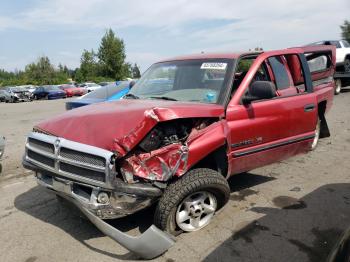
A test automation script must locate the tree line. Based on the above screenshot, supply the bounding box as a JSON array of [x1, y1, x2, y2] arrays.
[[0, 29, 141, 87]]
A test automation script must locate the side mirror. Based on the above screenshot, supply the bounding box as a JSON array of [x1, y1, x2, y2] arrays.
[[129, 80, 136, 88], [242, 81, 276, 104]]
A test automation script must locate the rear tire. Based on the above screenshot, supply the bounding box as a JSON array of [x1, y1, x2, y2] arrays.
[[334, 79, 342, 95], [154, 168, 230, 236]]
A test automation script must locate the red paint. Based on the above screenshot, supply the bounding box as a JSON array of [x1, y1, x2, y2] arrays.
[[35, 46, 335, 181], [59, 85, 87, 97], [36, 99, 224, 154]]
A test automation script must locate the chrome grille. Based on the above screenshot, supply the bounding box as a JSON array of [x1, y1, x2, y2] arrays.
[[60, 162, 105, 182], [25, 133, 114, 187], [28, 137, 54, 154], [28, 150, 55, 167], [60, 147, 106, 167]]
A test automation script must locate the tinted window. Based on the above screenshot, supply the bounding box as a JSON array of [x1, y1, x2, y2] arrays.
[[329, 41, 341, 48], [342, 40, 350, 48], [268, 57, 290, 89]]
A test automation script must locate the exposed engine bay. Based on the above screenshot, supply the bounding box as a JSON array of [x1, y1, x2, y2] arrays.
[[119, 118, 217, 182]]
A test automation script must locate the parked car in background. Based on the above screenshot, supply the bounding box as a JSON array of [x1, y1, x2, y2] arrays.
[[20, 85, 37, 93], [0, 90, 13, 102], [59, 84, 87, 97], [83, 82, 102, 92], [65, 81, 133, 110], [309, 40, 350, 72], [32, 85, 66, 100], [6, 87, 32, 102], [0, 136, 5, 174]]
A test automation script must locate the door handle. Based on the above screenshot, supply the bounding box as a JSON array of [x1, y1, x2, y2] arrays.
[[304, 104, 315, 112]]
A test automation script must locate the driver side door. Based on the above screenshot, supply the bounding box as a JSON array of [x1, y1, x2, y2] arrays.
[[226, 54, 317, 175]]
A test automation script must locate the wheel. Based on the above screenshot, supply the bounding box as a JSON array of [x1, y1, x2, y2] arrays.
[[344, 58, 350, 73], [154, 168, 230, 236], [33, 95, 39, 100], [334, 79, 342, 95], [311, 119, 321, 150]]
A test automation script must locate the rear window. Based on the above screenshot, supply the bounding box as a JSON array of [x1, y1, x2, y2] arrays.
[[307, 55, 328, 72], [305, 53, 332, 73], [268, 56, 290, 90]]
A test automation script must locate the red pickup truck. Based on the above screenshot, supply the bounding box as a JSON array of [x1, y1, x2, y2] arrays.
[[23, 45, 335, 258]]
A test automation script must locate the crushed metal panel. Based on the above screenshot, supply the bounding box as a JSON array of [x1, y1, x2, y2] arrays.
[[121, 143, 189, 181]]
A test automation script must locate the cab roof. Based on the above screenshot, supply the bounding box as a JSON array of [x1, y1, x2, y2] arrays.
[[158, 51, 263, 63]]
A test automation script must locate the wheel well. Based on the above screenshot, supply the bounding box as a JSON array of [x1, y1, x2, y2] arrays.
[[190, 145, 228, 177], [318, 101, 330, 138]]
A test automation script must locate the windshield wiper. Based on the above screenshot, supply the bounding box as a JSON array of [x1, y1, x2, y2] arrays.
[[124, 93, 139, 99], [149, 96, 177, 101]]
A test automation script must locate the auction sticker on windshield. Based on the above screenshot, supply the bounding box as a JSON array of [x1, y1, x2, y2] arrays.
[[201, 62, 227, 70]]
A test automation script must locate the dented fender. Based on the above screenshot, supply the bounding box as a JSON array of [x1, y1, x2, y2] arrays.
[[121, 143, 189, 181], [186, 120, 229, 169]]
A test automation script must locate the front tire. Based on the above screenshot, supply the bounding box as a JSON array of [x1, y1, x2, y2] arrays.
[[154, 168, 230, 236]]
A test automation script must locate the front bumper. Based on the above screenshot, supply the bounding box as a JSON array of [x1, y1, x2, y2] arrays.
[[23, 160, 175, 259]]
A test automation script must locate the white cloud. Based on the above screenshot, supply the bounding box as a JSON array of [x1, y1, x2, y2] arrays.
[[126, 51, 165, 72], [0, 0, 349, 71]]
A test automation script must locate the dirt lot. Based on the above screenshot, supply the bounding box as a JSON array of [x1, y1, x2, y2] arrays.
[[0, 90, 350, 262]]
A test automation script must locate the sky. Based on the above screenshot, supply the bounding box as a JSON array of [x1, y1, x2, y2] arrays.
[[0, 0, 349, 73]]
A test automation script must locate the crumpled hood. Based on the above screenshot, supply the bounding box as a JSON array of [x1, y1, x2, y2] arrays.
[[35, 99, 224, 155]]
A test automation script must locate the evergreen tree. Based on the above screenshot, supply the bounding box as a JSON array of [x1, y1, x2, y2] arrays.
[[132, 63, 141, 78], [97, 29, 129, 80], [80, 49, 98, 81], [340, 20, 350, 42]]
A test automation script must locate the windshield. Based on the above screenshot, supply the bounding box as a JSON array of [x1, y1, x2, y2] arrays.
[[60, 85, 75, 89], [82, 81, 130, 99], [128, 59, 233, 104], [9, 87, 25, 92], [44, 86, 61, 91]]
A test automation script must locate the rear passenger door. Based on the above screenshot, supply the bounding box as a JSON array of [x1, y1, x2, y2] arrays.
[[226, 54, 318, 175]]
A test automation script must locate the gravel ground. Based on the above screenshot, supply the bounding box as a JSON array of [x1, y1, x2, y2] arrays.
[[0, 90, 350, 262]]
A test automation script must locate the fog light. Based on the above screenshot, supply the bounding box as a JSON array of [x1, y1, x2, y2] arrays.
[[97, 192, 109, 204]]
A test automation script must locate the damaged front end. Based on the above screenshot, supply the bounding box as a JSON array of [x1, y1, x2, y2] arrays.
[[23, 101, 225, 258], [22, 131, 175, 259]]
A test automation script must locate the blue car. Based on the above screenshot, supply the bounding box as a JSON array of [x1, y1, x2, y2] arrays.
[[33, 86, 66, 100], [65, 81, 133, 110]]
